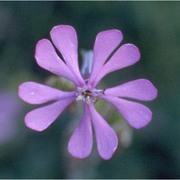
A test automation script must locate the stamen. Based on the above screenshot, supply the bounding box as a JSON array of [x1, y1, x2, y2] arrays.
[[76, 87, 103, 104], [76, 95, 84, 102], [85, 96, 91, 104]]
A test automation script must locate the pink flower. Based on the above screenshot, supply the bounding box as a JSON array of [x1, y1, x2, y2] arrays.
[[18, 25, 158, 160]]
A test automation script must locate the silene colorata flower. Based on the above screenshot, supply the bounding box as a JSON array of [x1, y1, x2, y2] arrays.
[[18, 25, 158, 160]]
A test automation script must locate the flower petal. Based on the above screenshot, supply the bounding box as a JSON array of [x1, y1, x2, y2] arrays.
[[101, 95, 152, 129], [88, 29, 123, 85], [25, 97, 75, 131], [50, 25, 85, 85], [89, 104, 118, 160], [92, 44, 140, 87], [35, 39, 80, 85], [18, 81, 76, 104], [105, 79, 158, 101], [68, 104, 93, 159]]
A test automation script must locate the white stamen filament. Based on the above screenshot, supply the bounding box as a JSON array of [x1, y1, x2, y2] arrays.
[[76, 87, 103, 104], [86, 96, 91, 104], [76, 95, 84, 101]]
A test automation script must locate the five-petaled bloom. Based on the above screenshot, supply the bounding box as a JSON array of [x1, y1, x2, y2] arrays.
[[18, 25, 158, 160]]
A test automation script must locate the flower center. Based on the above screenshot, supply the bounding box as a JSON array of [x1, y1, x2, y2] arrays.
[[76, 87, 103, 104]]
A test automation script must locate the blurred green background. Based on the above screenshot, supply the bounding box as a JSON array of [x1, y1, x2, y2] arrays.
[[0, 1, 179, 179]]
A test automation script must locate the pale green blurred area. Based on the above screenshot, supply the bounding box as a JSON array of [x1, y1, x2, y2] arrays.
[[0, 2, 179, 178]]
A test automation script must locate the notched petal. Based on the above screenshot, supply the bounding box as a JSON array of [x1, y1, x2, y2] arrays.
[[50, 25, 85, 85], [89, 104, 118, 160], [89, 29, 123, 85], [101, 95, 152, 129], [18, 81, 76, 104], [68, 104, 93, 158], [25, 97, 75, 131], [105, 79, 158, 101], [92, 43, 141, 87]]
